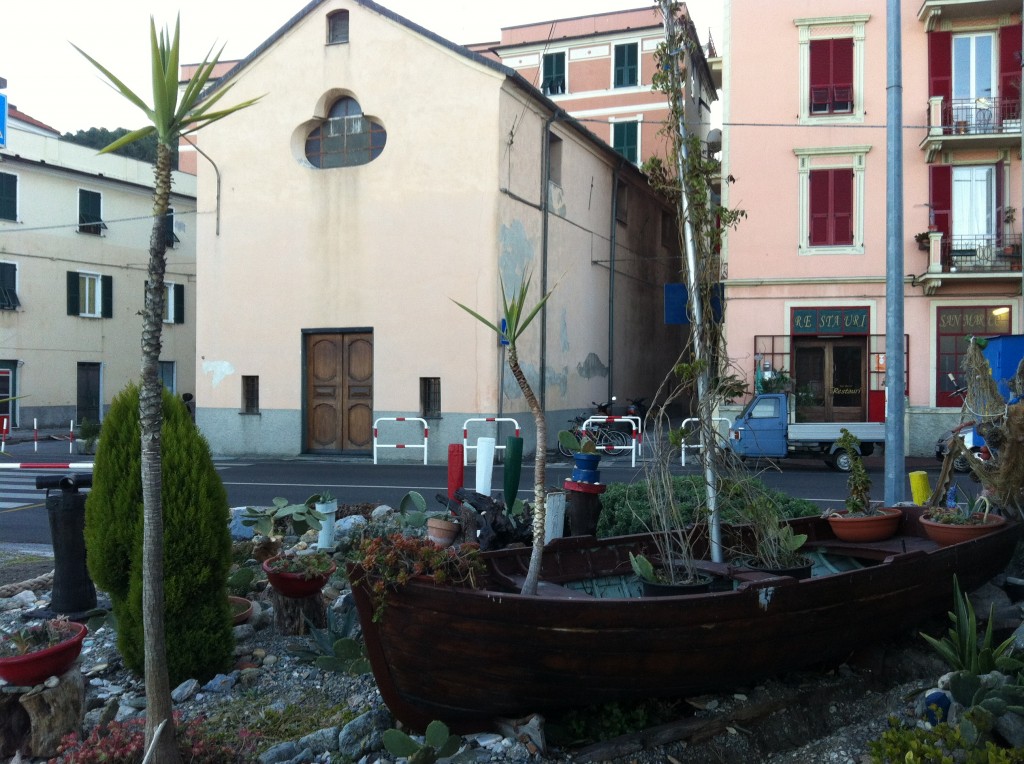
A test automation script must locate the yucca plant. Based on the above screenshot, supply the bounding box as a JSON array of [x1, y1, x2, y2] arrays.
[[74, 17, 259, 762], [452, 272, 554, 595]]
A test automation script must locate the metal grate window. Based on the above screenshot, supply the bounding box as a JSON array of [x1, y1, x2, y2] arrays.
[[420, 377, 441, 418], [328, 10, 349, 43], [242, 376, 260, 414]]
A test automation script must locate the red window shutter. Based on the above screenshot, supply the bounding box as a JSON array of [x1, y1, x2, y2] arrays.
[[809, 170, 830, 245], [930, 165, 952, 238], [809, 40, 830, 87], [999, 25, 1022, 106], [832, 38, 853, 87], [832, 169, 854, 245], [928, 31, 952, 102]]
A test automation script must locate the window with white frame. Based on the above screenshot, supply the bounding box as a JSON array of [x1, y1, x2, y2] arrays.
[[163, 282, 185, 324], [159, 361, 176, 393], [67, 271, 112, 318], [795, 15, 868, 123], [613, 42, 639, 88], [542, 52, 566, 95], [613, 120, 639, 164], [794, 145, 870, 255]]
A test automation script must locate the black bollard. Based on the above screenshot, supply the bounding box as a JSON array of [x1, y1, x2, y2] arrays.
[[39, 473, 97, 615]]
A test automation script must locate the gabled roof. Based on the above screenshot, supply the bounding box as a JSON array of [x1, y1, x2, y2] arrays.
[[7, 105, 60, 135], [203, 0, 653, 179]]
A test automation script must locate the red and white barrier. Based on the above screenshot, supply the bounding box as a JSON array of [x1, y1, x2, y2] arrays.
[[583, 415, 641, 467], [0, 462, 94, 469], [0, 415, 8, 453], [372, 417, 429, 465], [461, 417, 521, 466]]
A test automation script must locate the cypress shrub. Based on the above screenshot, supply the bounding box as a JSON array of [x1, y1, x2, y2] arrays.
[[85, 383, 234, 684]]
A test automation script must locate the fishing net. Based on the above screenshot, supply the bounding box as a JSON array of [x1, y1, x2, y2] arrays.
[[942, 339, 1024, 518], [960, 340, 1006, 428]]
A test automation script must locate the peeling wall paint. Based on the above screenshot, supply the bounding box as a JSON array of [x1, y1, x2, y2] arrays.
[[757, 587, 775, 611], [499, 220, 535, 283], [202, 360, 236, 387], [576, 352, 609, 379]]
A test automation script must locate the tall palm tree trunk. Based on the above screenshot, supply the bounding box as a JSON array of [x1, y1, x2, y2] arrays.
[[140, 141, 179, 762]]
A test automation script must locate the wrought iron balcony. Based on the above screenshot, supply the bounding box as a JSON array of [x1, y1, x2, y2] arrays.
[[921, 96, 1022, 161], [942, 234, 1022, 273]]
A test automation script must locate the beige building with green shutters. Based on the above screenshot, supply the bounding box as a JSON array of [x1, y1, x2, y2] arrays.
[[0, 106, 197, 430]]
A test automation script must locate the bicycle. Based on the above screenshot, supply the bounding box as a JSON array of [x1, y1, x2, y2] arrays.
[[557, 415, 630, 457]]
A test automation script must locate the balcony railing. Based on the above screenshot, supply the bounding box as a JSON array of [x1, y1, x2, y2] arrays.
[[942, 234, 1022, 273], [938, 97, 1021, 136]]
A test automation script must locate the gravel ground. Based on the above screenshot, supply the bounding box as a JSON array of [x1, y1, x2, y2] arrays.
[[0, 564, 949, 764]]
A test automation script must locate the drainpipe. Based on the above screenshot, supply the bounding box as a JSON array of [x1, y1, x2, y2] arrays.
[[540, 111, 564, 412], [609, 161, 624, 404], [183, 136, 222, 236]]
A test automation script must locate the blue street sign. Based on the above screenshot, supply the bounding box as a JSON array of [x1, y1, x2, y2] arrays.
[[499, 317, 509, 346], [0, 93, 6, 149]]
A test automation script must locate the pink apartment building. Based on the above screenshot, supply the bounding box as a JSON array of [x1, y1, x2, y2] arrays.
[[474, 5, 718, 165], [722, 0, 1022, 456]]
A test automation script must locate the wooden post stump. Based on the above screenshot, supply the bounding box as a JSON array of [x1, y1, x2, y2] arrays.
[[0, 665, 85, 759], [270, 589, 327, 635]]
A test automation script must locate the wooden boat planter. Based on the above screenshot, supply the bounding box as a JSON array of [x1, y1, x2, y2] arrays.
[[346, 507, 1021, 733]]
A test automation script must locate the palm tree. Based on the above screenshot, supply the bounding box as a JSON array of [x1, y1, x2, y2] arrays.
[[75, 18, 259, 761]]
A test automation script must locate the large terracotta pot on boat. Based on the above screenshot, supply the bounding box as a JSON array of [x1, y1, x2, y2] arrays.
[[826, 507, 903, 543], [920, 513, 1006, 547]]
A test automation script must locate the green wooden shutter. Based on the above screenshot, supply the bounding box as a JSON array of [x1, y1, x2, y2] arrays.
[[0, 173, 17, 221], [67, 271, 80, 315], [101, 275, 113, 318], [174, 283, 185, 324]]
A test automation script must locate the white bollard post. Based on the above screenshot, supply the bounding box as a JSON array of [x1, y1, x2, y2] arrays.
[[475, 436, 496, 496]]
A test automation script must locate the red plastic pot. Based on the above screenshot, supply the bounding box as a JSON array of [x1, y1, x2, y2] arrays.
[[0, 621, 88, 686], [262, 556, 336, 598]]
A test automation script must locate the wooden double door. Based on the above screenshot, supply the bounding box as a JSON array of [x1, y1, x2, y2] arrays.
[[304, 332, 373, 453], [792, 338, 867, 422]]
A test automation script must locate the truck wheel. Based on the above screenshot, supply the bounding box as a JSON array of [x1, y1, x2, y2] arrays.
[[830, 451, 854, 472], [952, 453, 972, 473]]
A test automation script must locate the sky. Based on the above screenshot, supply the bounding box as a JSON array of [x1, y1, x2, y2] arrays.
[[0, 1, 723, 135]]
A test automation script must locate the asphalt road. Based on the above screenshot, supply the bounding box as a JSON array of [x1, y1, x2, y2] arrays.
[[0, 434, 950, 547]]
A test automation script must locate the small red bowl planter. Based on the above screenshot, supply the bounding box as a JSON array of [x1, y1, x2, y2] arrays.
[[0, 621, 88, 686], [262, 556, 337, 598]]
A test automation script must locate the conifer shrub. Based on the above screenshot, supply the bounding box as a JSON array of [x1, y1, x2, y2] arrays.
[[85, 383, 234, 684]]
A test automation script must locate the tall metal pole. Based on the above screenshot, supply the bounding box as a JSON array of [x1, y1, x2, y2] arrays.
[[661, 1, 721, 560], [884, 0, 907, 504]]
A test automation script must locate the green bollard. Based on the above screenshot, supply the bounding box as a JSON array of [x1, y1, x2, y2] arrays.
[[504, 436, 524, 509]]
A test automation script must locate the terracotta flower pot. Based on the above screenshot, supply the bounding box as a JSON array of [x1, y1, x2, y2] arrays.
[[426, 517, 459, 548], [0, 621, 88, 686], [228, 595, 253, 625], [827, 507, 903, 542], [262, 556, 336, 598], [920, 513, 1007, 547]]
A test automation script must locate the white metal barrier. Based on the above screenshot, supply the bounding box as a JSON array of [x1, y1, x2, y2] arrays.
[[462, 417, 521, 465], [583, 415, 640, 467], [679, 417, 731, 466], [373, 417, 429, 465]]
